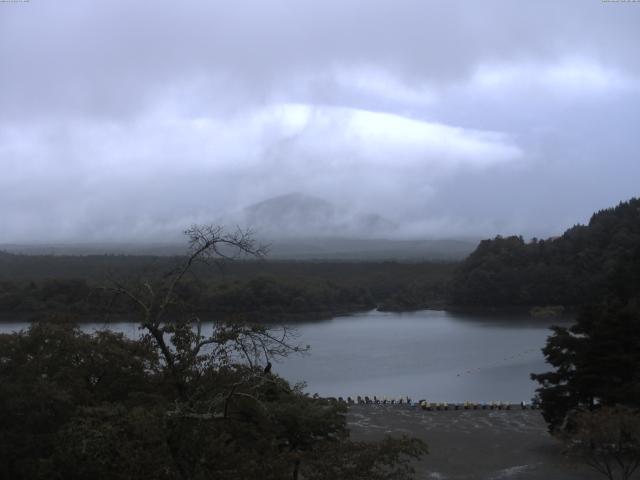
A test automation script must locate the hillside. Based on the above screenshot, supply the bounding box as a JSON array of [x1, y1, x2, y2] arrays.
[[450, 197, 640, 308]]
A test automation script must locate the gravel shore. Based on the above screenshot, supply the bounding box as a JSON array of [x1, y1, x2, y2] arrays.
[[347, 405, 602, 480]]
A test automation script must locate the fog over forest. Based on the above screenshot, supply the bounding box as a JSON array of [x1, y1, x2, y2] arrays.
[[1, 0, 639, 244]]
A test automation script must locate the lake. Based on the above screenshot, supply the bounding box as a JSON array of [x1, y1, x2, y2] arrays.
[[0, 309, 568, 403]]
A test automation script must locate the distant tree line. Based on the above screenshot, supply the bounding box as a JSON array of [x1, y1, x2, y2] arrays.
[[0, 256, 455, 320], [0, 276, 373, 321]]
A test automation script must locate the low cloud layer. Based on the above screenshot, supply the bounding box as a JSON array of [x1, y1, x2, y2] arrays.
[[1, 1, 639, 243]]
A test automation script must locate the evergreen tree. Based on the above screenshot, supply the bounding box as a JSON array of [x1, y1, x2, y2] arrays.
[[532, 243, 640, 432]]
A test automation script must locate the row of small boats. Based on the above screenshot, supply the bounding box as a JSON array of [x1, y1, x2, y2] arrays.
[[330, 396, 540, 410]]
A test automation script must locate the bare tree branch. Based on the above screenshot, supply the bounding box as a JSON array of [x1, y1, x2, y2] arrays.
[[100, 224, 300, 403]]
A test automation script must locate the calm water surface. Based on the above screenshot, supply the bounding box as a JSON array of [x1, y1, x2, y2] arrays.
[[1, 310, 569, 403]]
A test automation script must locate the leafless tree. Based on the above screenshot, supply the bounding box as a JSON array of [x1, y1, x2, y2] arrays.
[[106, 225, 305, 399]]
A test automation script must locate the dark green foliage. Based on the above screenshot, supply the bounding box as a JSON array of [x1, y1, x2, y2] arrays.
[[532, 299, 640, 432], [0, 322, 159, 479], [451, 198, 640, 307], [531, 231, 640, 433], [0, 259, 455, 319], [377, 280, 448, 311], [203, 275, 376, 318], [0, 321, 426, 480]]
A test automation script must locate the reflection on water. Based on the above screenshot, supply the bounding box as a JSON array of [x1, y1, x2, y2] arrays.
[[0, 309, 572, 402], [269, 310, 571, 403]]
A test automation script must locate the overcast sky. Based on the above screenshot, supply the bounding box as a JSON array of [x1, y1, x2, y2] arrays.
[[1, 0, 639, 243]]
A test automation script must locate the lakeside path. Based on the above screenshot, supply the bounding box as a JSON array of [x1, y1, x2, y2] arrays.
[[347, 406, 602, 480]]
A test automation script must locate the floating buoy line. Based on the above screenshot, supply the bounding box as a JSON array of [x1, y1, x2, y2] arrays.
[[308, 346, 544, 410], [455, 347, 540, 377]]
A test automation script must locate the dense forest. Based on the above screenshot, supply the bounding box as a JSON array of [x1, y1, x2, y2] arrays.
[[0, 253, 454, 321], [451, 198, 640, 308]]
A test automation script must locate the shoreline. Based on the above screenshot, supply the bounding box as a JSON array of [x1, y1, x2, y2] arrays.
[[0, 308, 369, 324], [0, 305, 576, 324]]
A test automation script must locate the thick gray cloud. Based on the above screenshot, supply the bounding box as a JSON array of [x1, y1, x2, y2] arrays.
[[1, 0, 639, 242]]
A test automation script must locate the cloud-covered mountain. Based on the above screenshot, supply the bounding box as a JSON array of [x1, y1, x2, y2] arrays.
[[238, 192, 397, 239], [213, 192, 476, 260], [0, 192, 478, 260], [2, 2, 640, 243]]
